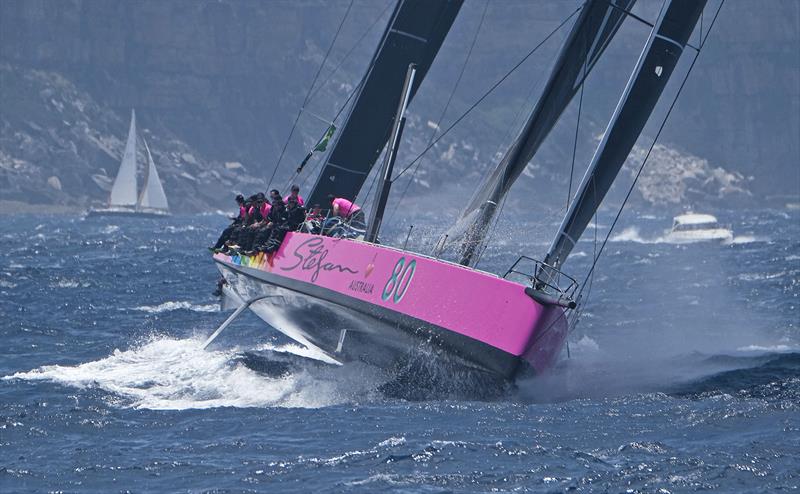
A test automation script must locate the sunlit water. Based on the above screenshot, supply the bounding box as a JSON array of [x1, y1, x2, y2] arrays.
[[1, 210, 797, 492]]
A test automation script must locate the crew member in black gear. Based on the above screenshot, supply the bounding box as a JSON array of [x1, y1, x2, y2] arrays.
[[211, 194, 246, 251], [285, 196, 307, 232], [237, 193, 267, 252], [251, 194, 287, 253], [260, 196, 292, 254]]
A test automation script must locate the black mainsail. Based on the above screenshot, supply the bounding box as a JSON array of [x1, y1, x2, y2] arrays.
[[306, 0, 463, 208], [457, 0, 636, 266], [542, 0, 707, 272]]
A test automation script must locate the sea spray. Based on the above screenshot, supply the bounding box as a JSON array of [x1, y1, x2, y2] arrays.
[[5, 336, 384, 410]]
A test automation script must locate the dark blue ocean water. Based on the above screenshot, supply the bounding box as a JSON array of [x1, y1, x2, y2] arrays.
[[1, 209, 798, 492]]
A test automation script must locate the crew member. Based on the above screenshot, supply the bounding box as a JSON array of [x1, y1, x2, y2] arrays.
[[285, 195, 307, 231], [211, 194, 246, 251], [237, 193, 267, 251], [284, 184, 305, 206], [328, 194, 366, 230], [253, 194, 288, 254]]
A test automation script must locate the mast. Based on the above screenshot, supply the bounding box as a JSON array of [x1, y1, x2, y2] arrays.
[[365, 64, 416, 243], [306, 0, 462, 208], [108, 109, 139, 207], [541, 0, 707, 275], [458, 0, 636, 266]]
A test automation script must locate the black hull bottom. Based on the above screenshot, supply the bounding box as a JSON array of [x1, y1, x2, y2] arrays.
[[216, 261, 525, 380]]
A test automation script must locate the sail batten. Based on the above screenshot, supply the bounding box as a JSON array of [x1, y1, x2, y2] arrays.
[[456, 0, 636, 265], [108, 110, 139, 206], [306, 0, 463, 207], [543, 0, 707, 270]]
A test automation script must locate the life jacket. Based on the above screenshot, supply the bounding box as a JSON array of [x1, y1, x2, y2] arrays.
[[284, 194, 305, 206]]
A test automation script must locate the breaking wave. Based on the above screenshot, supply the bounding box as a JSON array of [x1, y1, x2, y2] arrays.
[[164, 225, 202, 233], [669, 352, 800, 399], [609, 226, 765, 245], [725, 235, 768, 245], [609, 227, 659, 244], [132, 301, 219, 313], [4, 336, 383, 410], [50, 278, 90, 289]]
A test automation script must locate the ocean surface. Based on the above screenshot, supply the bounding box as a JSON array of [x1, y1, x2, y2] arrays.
[[1, 209, 797, 493]]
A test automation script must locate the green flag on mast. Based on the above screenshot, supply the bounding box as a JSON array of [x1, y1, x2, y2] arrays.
[[297, 124, 336, 174], [313, 124, 336, 152]]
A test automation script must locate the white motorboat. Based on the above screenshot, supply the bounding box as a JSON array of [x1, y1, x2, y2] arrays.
[[665, 213, 733, 243]]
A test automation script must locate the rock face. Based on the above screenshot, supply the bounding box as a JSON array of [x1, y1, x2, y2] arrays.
[[0, 63, 260, 209], [0, 0, 797, 211]]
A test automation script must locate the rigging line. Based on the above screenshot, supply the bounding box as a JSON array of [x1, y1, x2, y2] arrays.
[[471, 59, 547, 267], [290, 3, 401, 195], [293, 76, 360, 193], [574, 0, 724, 305], [358, 146, 387, 217], [570, 175, 599, 328], [306, 0, 396, 106], [391, 4, 584, 183], [604, 0, 655, 29], [567, 7, 591, 211], [384, 0, 491, 226], [435, 93, 539, 262], [459, 0, 570, 266], [266, 0, 354, 189], [472, 191, 507, 268], [569, 208, 598, 331], [568, 84, 585, 209], [447, 54, 546, 253], [700, 0, 724, 48]]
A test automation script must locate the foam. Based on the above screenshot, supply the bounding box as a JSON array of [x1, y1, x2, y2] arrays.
[[725, 235, 768, 245], [132, 301, 219, 313], [4, 336, 381, 410], [735, 344, 799, 353], [609, 227, 658, 244]]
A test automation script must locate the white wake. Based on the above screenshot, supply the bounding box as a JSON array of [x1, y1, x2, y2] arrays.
[[4, 336, 381, 410], [132, 301, 219, 313]]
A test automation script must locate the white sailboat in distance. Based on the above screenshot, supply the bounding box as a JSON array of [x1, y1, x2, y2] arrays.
[[88, 109, 170, 218]]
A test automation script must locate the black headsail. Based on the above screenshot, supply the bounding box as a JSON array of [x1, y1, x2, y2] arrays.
[[306, 0, 463, 208], [541, 0, 707, 275], [457, 0, 636, 266]]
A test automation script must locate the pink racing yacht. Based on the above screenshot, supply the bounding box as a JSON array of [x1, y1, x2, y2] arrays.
[[207, 0, 714, 380]]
